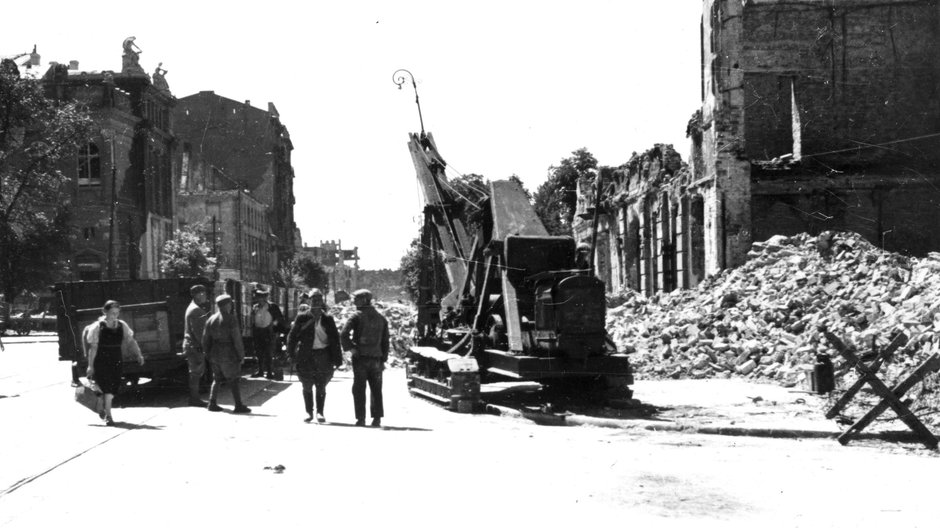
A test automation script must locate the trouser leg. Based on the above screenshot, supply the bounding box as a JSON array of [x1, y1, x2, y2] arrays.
[[231, 377, 243, 406], [315, 382, 326, 415], [352, 363, 367, 421], [368, 364, 384, 419], [188, 373, 202, 400], [209, 375, 220, 403], [301, 378, 314, 415]]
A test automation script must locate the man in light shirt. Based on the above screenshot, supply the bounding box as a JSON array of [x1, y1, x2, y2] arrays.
[[250, 289, 284, 380], [286, 289, 342, 422]]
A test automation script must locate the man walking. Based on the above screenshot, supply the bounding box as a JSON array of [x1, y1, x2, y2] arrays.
[[183, 284, 210, 406], [203, 294, 251, 414], [250, 289, 284, 380], [286, 289, 342, 423], [341, 289, 389, 427]]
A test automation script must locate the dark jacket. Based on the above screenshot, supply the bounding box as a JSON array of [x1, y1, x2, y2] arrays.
[[286, 312, 342, 368], [340, 306, 389, 361], [203, 311, 245, 363]]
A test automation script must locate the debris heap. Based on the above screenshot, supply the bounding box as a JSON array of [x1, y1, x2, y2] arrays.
[[608, 232, 940, 391], [329, 300, 416, 362]]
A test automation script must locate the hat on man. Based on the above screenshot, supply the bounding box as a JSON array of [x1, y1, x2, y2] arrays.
[[190, 284, 207, 295], [253, 288, 269, 298], [352, 289, 373, 304], [215, 294, 233, 306]]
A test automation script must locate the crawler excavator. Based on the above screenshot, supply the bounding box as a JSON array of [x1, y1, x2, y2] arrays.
[[404, 131, 633, 412]]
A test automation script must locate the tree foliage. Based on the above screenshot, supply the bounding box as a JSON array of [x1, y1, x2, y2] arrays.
[[0, 208, 71, 300], [160, 222, 217, 279], [291, 255, 330, 293], [399, 237, 448, 302], [532, 148, 597, 236], [0, 60, 93, 297]]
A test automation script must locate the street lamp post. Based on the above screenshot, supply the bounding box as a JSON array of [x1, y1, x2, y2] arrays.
[[392, 69, 425, 136]]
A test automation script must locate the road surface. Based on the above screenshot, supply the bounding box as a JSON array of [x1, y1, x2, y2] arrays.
[[1, 338, 938, 527]]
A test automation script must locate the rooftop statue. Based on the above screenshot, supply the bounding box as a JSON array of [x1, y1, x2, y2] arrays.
[[121, 36, 144, 74]]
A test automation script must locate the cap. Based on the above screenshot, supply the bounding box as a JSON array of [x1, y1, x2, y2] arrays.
[[190, 284, 207, 295], [215, 294, 233, 306], [352, 289, 373, 303], [253, 288, 269, 298]]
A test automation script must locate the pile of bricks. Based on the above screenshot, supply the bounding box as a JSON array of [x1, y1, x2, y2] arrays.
[[608, 231, 940, 393], [329, 300, 417, 361]]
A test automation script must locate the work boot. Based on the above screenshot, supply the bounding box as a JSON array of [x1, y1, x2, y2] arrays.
[[371, 418, 381, 428], [233, 404, 252, 414], [355, 419, 365, 427], [316, 413, 325, 423], [207, 402, 223, 412], [304, 414, 314, 423]]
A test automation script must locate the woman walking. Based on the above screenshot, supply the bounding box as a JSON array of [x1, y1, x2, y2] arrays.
[[85, 300, 144, 425], [286, 289, 342, 422]]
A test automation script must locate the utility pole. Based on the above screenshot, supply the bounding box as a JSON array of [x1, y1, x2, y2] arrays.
[[102, 129, 117, 279]]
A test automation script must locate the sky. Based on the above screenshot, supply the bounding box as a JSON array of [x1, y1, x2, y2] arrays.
[[4, 1, 702, 270]]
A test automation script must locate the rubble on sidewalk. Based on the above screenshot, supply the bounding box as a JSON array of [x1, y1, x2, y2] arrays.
[[329, 300, 416, 365], [607, 231, 940, 424]]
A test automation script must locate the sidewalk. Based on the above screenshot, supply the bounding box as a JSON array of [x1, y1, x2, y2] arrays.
[[488, 378, 930, 444]]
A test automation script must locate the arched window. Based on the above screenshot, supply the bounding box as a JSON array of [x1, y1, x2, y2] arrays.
[[77, 142, 101, 185]]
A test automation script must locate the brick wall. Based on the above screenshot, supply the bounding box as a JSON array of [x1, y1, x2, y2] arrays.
[[740, 1, 940, 168]]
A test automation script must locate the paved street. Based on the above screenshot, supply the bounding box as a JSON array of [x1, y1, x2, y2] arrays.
[[1, 338, 939, 527]]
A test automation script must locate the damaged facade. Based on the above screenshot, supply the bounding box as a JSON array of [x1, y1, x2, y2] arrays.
[[576, 0, 940, 294], [173, 91, 297, 270], [296, 240, 360, 293], [41, 53, 176, 281], [175, 159, 275, 283]]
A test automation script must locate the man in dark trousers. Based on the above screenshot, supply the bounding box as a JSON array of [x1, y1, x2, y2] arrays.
[[286, 289, 342, 423], [203, 294, 251, 414], [183, 284, 210, 406], [250, 289, 285, 380], [341, 289, 389, 427]]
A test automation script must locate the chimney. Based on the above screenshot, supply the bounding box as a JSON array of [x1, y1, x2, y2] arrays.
[[244, 99, 250, 107], [29, 45, 40, 66], [69, 60, 79, 70]]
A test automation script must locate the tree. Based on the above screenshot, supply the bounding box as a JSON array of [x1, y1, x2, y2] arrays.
[[1, 60, 93, 297], [532, 148, 597, 236], [399, 237, 448, 302], [160, 223, 217, 278], [292, 255, 330, 293], [0, 208, 71, 300]]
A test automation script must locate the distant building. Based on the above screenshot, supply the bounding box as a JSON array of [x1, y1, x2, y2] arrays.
[[297, 240, 360, 292], [40, 45, 176, 281], [175, 160, 275, 283], [173, 92, 297, 267]]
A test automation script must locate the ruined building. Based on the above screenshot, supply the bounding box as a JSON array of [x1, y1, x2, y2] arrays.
[[576, 0, 940, 295], [296, 240, 360, 293], [175, 160, 275, 283], [173, 92, 297, 268], [41, 44, 176, 281]]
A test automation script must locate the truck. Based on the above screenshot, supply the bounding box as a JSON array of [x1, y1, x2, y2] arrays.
[[403, 131, 633, 412], [55, 277, 306, 387]]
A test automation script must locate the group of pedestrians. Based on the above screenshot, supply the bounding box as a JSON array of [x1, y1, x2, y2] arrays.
[[85, 285, 389, 426]]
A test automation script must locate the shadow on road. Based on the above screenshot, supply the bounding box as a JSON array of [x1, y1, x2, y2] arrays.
[[314, 422, 433, 432], [88, 421, 165, 431]]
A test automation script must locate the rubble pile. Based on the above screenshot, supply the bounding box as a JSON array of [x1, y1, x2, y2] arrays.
[[329, 300, 417, 361], [608, 232, 940, 392]]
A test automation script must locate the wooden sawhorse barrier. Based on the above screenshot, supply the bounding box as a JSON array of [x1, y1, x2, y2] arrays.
[[822, 328, 940, 449]]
